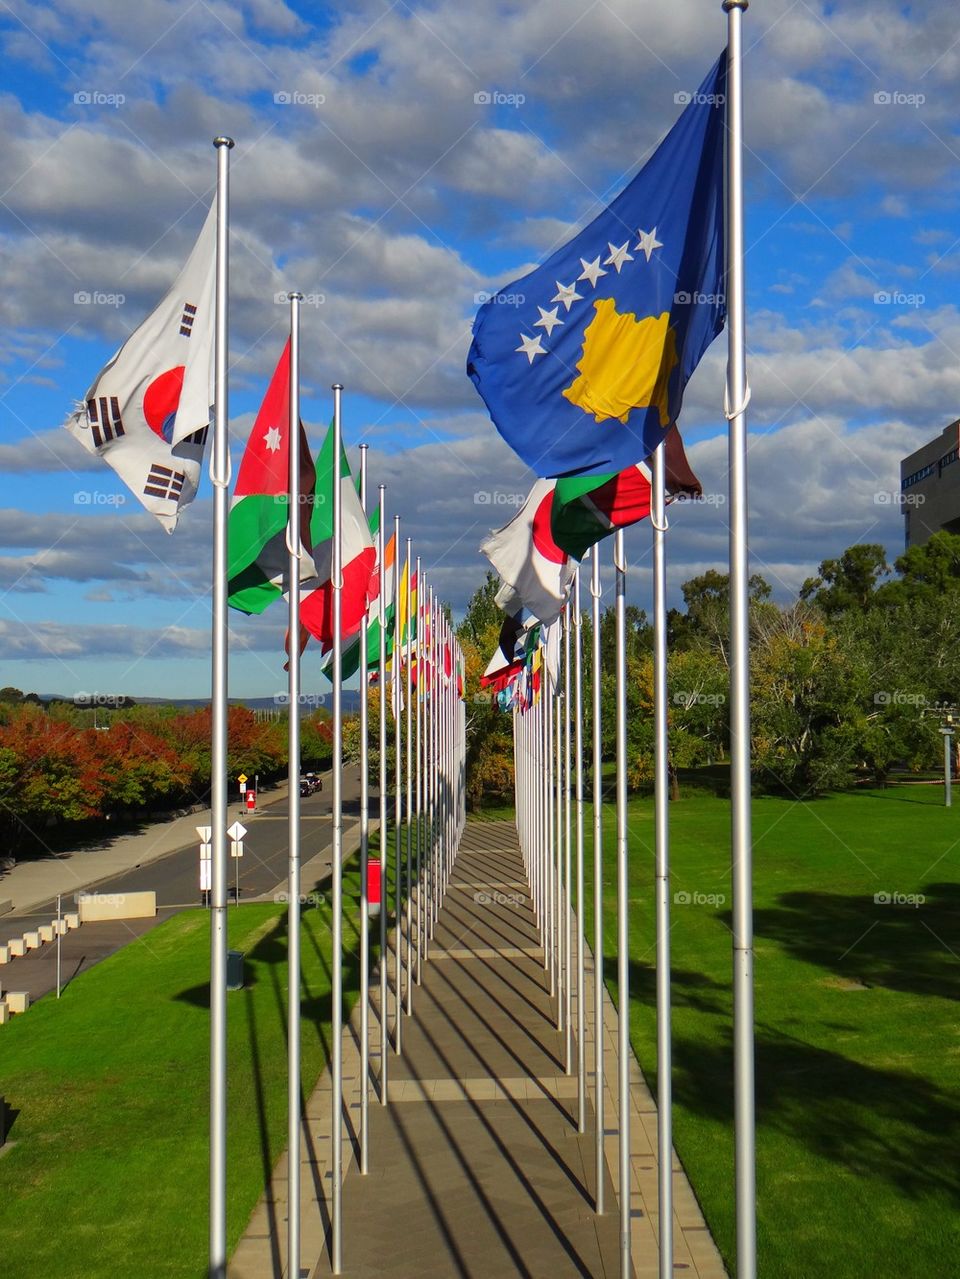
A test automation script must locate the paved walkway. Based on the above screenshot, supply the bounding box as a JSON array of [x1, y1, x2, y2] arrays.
[[229, 818, 727, 1279]]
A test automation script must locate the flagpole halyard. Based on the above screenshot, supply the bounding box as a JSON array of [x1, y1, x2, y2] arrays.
[[614, 528, 631, 1279], [286, 289, 304, 1279], [723, 5, 757, 1276], [378, 484, 389, 1103], [209, 133, 233, 1279], [358, 442, 370, 1174], [331, 382, 345, 1274], [652, 441, 673, 1277], [590, 544, 605, 1214]]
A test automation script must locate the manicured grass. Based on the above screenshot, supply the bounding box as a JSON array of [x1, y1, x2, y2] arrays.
[[583, 785, 960, 1278], [0, 860, 377, 1277]]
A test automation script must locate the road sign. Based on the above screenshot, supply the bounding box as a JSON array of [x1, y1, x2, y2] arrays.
[[200, 858, 212, 891], [230, 841, 244, 859], [227, 821, 247, 842], [245, 790, 257, 812], [200, 842, 211, 858], [237, 773, 248, 784], [239, 781, 247, 795], [196, 825, 212, 842]]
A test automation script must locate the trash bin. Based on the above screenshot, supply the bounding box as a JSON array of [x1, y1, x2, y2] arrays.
[[226, 950, 244, 991]]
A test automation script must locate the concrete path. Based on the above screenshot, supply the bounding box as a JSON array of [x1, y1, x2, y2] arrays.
[[229, 818, 727, 1279]]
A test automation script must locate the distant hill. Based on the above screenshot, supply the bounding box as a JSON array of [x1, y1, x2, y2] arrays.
[[36, 692, 363, 714]]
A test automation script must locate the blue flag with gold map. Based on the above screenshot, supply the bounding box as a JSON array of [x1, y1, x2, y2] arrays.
[[467, 53, 726, 479]]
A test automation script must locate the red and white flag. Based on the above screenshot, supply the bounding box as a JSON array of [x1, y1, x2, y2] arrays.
[[480, 479, 576, 625]]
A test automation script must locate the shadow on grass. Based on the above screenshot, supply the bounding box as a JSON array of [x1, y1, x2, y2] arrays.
[[742, 882, 960, 1002]]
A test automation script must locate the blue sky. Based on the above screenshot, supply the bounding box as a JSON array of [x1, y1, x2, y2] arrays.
[[0, 0, 958, 697]]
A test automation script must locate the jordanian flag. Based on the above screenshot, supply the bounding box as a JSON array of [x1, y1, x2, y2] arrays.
[[299, 425, 376, 649], [228, 342, 317, 614], [550, 424, 701, 560]]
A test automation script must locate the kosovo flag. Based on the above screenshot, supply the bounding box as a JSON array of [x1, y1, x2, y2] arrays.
[[467, 53, 726, 479]]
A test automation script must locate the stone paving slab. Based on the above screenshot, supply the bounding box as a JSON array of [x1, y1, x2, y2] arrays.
[[229, 818, 728, 1279]]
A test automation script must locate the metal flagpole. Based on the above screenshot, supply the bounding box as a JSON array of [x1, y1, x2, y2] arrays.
[[651, 441, 673, 1277], [404, 538, 414, 1016], [574, 569, 586, 1133], [564, 605, 573, 1074], [209, 133, 233, 1279], [393, 515, 403, 1054], [555, 672, 563, 1035], [378, 485, 389, 1102], [591, 544, 605, 1212], [358, 443, 370, 1173], [415, 556, 423, 984], [724, 6, 756, 1275], [286, 290, 304, 1278], [614, 528, 630, 1279], [547, 671, 555, 996], [331, 382, 345, 1274]]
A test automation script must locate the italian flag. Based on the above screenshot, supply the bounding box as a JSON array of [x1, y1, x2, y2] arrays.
[[318, 519, 396, 682], [299, 424, 376, 650], [550, 424, 701, 560], [228, 341, 317, 614]]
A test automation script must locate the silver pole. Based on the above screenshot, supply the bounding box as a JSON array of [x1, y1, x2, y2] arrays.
[[393, 515, 403, 1054], [555, 677, 563, 1035], [378, 485, 389, 1102], [574, 570, 586, 1133], [724, 8, 756, 1277], [591, 544, 604, 1213], [564, 605, 573, 1073], [56, 892, 62, 999], [405, 538, 414, 1016], [331, 382, 345, 1274], [358, 443, 370, 1173], [945, 731, 953, 808], [614, 528, 630, 1279], [652, 442, 673, 1277], [286, 290, 304, 1278], [209, 133, 233, 1279], [415, 557, 423, 984]]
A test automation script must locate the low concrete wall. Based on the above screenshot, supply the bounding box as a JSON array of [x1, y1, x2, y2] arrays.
[[0, 899, 12, 918], [78, 891, 157, 923]]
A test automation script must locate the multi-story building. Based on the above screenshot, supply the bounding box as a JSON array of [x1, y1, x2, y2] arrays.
[[900, 420, 960, 548]]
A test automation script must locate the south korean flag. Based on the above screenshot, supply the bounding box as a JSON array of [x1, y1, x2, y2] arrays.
[[64, 200, 216, 533]]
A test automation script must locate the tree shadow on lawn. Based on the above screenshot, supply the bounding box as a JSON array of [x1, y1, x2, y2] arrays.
[[607, 957, 960, 1208], [741, 882, 960, 1002]]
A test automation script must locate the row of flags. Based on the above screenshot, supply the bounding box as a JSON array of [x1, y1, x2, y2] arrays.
[[472, 53, 726, 659]]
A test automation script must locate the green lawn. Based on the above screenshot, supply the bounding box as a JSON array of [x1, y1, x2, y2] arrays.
[[0, 843, 404, 1278], [583, 785, 960, 1278]]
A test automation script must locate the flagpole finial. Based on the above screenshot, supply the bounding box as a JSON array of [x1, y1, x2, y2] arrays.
[[288, 290, 304, 301], [379, 482, 386, 493], [332, 382, 344, 391], [359, 443, 368, 454], [213, 136, 235, 149], [722, 0, 748, 10]]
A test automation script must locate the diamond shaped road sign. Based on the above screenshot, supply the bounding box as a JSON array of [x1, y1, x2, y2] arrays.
[[237, 773, 248, 784], [227, 821, 247, 842]]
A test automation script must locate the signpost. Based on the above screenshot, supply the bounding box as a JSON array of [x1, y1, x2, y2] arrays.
[[238, 772, 247, 797], [228, 821, 247, 905]]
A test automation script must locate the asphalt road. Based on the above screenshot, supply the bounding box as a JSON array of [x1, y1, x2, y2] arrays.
[[0, 765, 373, 1003]]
